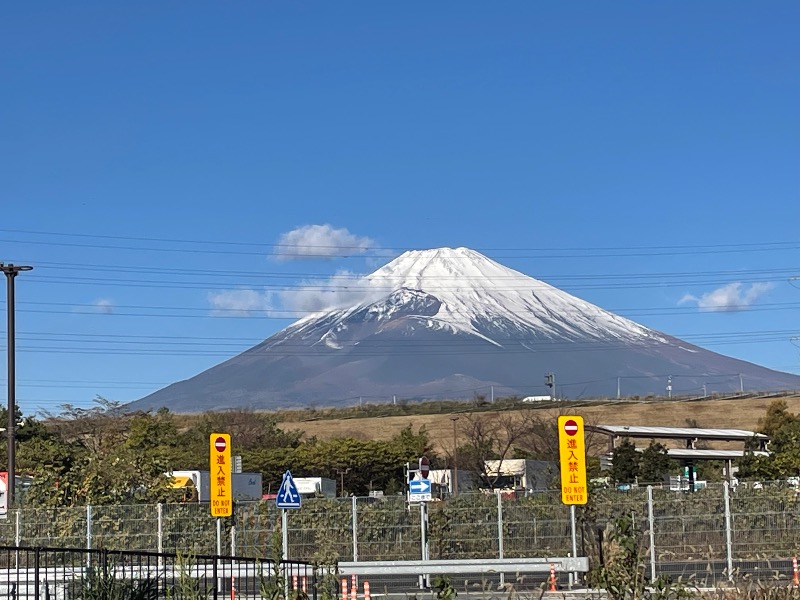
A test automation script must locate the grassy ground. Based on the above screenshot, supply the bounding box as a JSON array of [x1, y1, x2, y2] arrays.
[[276, 394, 800, 453]]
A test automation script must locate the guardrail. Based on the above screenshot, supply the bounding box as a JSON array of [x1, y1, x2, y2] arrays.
[[337, 557, 589, 575]]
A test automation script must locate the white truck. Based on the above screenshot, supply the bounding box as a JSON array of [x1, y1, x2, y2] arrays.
[[482, 459, 557, 493], [168, 470, 262, 503], [291, 477, 337, 498]]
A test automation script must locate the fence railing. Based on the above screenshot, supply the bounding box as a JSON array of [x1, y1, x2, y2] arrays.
[[0, 545, 317, 600], [2, 481, 800, 582]]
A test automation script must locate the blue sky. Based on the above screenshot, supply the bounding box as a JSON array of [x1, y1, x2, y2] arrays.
[[1, 2, 799, 414]]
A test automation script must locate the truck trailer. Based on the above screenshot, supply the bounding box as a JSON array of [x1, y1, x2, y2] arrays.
[[168, 470, 262, 503]]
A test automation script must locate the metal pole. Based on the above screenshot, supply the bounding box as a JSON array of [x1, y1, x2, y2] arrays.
[[419, 501, 429, 589], [157, 503, 164, 570], [216, 517, 222, 556], [86, 504, 93, 565], [647, 486, 656, 582], [15, 508, 21, 547], [450, 416, 459, 496], [497, 491, 505, 587], [157, 503, 164, 554], [724, 481, 734, 580], [351, 496, 358, 562], [570, 504, 578, 588], [2, 263, 32, 509], [617, 377, 621, 400], [231, 524, 236, 556], [282, 508, 289, 560]]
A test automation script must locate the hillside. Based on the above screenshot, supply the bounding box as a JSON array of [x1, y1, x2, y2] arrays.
[[276, 394, 800, 453]]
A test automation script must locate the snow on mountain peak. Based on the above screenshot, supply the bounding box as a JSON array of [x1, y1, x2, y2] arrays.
[[356, 247, 663, 345], [284, 247, 666, 348]]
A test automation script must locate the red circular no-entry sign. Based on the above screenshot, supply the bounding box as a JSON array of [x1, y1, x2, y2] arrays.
[[214, 436, 227, 452], [563, 419, 579, 436]]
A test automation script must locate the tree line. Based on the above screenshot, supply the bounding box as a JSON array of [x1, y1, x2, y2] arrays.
[[1, 398, 794, 507]]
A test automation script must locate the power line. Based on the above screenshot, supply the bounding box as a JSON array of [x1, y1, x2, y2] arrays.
[[3, 227, 800, 254]]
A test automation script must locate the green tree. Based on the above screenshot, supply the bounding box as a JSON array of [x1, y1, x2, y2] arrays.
[[21, 398, 173, 506], [611, 438, 640, 485], [738, 400, 800, 480], [637, 441, 674, 484]]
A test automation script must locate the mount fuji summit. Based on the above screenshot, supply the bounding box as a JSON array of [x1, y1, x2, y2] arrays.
[[129, 248, 800, 412]]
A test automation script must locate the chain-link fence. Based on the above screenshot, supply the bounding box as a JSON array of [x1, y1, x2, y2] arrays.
[[2, 482, 800, 581]]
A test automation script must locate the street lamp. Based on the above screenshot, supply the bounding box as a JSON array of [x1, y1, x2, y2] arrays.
[[449, 416, 459, 496], [1, 263, 33, 509]]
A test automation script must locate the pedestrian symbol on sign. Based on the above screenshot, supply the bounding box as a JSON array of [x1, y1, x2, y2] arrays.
[[276, 470, 302, 509]]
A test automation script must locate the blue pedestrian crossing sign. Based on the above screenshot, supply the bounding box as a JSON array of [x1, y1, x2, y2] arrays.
[[276, 470, 302, 509]]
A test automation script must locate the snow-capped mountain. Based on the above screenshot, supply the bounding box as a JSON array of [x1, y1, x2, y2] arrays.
[[128, 248, 800, 412]]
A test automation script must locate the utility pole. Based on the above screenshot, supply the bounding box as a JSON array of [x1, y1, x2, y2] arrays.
[[617, 377, 621, 400], [336, 468, 351, 497], [666, 375, 672, 399], [1, 263, 33, 510], [449, 416, 459, 496], [739, 374, 744, 394]]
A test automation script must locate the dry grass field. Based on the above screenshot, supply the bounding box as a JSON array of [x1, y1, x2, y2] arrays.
[[277, 395, 800, 454]]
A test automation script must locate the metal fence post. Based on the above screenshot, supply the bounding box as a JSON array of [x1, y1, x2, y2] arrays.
[[157, 503, 164, 554], [14, 508, 21, 547], [87, 504, 93, 568], [231, 524, 237, 557], [724, 481, 734, 579], [496, 491, 505, 587], [647, 486, 656, 582], [213, 554, 219, 600], [87, 505, 93, 550], [352, 496, 358, 562], [34, 548, 40, 600]]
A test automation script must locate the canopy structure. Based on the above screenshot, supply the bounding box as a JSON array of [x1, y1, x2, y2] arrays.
[[587, 424, 770, 485], [587, 425, 769, 451]]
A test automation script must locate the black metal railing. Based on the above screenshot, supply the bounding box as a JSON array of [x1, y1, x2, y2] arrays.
[[0, 545, 317, 600]]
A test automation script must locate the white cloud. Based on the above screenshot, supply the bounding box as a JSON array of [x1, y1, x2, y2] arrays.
[[679, 282, 773, 312], [273, 224, 375, 261], [279, 270, 380, 315], [92, 299, 114, 314], [208, 289, 273, 316]]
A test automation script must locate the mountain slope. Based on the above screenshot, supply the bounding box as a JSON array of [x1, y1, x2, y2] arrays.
[[128, 248, 800, 412]]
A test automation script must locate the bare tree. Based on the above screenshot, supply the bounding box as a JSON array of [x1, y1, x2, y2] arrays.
[[457, 411, 534, 489]]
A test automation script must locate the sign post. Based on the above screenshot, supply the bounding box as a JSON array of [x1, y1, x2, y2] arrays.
[[558, 416, 587, 588], [209, 434, 232, 518]]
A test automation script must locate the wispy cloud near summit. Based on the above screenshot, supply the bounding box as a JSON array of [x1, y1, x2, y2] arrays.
[[679, 282, 773, 312], [273, 224, 375, 261]]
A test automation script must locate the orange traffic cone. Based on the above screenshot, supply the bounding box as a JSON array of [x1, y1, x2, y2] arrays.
[[793, 556, 799, 587], [341, 578, 348, 600], [549, 563, 557, 591], [351, 575, 357, 600], [364, 581, 371, 600], [231, 575, 236, 600]]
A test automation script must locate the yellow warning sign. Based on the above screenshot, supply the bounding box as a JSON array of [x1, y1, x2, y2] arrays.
[[209, 433, 232, 517], [558, 416, 587, 505]]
